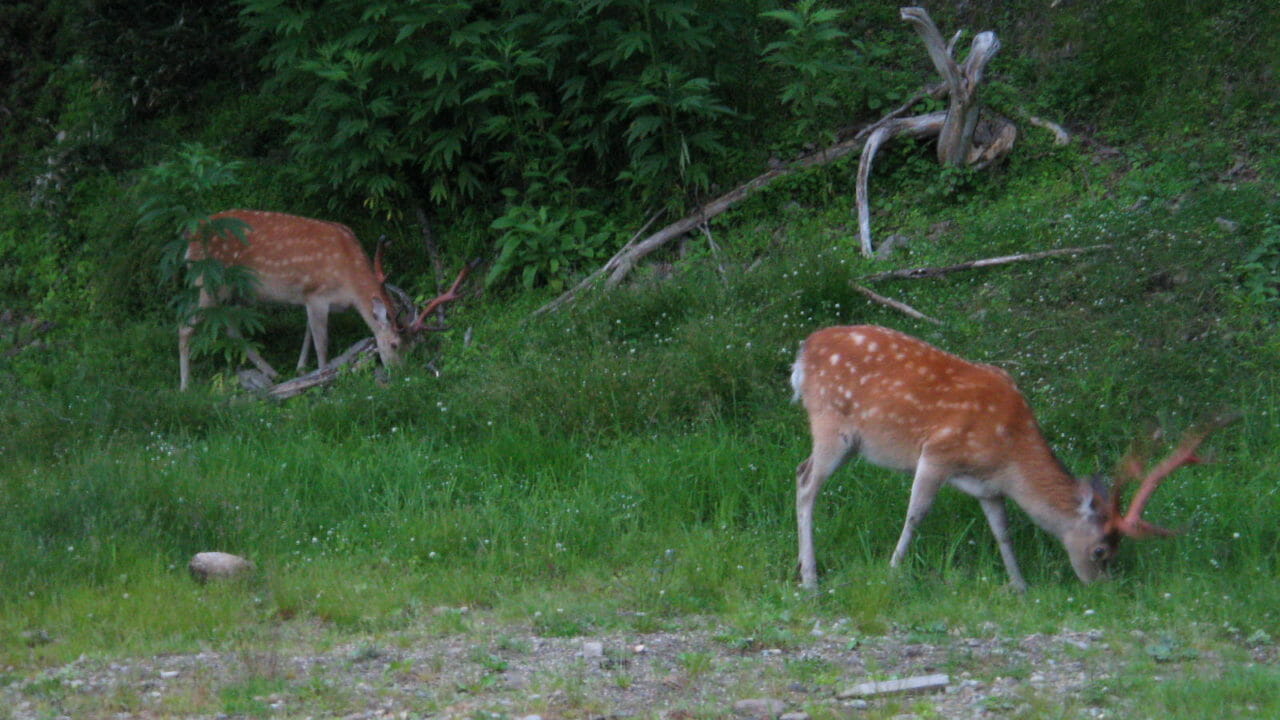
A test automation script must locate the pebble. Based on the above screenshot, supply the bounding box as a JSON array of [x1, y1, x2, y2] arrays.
[[732, 698, 786, 718]]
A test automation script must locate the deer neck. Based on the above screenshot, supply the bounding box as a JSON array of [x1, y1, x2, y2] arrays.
[[1003, 441, 1088, 539]]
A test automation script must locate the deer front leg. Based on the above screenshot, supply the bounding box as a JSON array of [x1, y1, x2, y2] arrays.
[[890, 459, 948, 568], [978, 495, 1028, 592]]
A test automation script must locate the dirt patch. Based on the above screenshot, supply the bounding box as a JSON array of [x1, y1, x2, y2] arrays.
[[1, 612, 1149, 719]]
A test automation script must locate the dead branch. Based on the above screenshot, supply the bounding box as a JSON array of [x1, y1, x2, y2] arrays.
[[242, 260, 477, 399], [851, 284, 942, 325], [861, 244, 1112, 282], [536, 88, 945, 315], [855, 7, 1016, 256], [855, 113, 947, 256], [247, 337, 377, 399]]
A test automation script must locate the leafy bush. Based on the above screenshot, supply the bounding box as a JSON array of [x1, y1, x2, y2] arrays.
[[487, 203, 616, 291], [135, 143, 263, 366], [1238, 220, 1280, 312]]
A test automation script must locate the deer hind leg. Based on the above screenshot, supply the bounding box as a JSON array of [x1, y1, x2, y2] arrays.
[[977, 496, 1028, 592], [889, 457, 949, 568], [797, 421, 856, 588]]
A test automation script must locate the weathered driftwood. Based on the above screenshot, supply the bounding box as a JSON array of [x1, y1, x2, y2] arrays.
[[837, 673, 950, 699], [855, 7, 1016, 256]]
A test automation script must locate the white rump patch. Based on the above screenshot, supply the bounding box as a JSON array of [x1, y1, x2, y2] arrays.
[[790, 358, 806, 403]]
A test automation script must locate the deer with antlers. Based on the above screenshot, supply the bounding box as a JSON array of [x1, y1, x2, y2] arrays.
[[179, 209, 470, 391], [791, 324, 1233, 590]]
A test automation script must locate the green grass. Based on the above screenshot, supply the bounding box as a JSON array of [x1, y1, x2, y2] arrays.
[[2, 133, 1279, 718]]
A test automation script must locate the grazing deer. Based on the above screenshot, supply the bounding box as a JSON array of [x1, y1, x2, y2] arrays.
[[179, 210, 471, 391], [790, 324, 1232, 590]]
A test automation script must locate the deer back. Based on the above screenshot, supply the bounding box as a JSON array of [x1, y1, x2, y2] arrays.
[[186, 209, 390, 312], [792, 325, 1078, 501]]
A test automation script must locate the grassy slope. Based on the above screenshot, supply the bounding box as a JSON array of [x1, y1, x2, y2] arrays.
[[2, 135, 1277, 717]]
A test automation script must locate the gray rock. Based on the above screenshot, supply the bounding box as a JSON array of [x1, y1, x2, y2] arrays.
[[188, 552, 253, 582], [732, 698, 787, 718]]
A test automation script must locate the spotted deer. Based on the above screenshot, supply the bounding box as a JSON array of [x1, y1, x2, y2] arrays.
[[179, 209, 469, 391], [790, 324, 1233, 590]]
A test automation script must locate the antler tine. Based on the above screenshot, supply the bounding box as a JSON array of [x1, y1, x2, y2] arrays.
[[1107, 430, 1154, 520], [373, 235, 390, 284], [1117, 412, 1240, 537], [407, 259, 479, 333]]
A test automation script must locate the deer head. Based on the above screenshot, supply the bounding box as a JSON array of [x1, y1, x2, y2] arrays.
[[1065, 412, 1240, 581]]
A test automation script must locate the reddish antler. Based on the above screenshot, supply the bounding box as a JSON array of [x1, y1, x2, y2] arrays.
[[406, 259, 479, 333], [1108, 413, 1240, 538]]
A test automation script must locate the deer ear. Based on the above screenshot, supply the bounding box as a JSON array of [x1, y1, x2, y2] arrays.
[[370, 296, 391, 327], [1076, 475, 1107, 521]]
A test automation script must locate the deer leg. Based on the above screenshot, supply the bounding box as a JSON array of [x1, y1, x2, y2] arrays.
[[797, 424, 855, 589], [178, 322, 195, 391], [179, 289, 214, 391], [297, 324, 313, 372], [305, 300, 330, 369], [890, 459, 948, 568], [977, 496, 1028, 592]]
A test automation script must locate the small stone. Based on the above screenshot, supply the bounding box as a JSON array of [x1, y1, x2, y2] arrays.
[[159, 670, 180, 679], [188, 552, 253, 582], [732, 698, 787, 718], [582, 641, 604, 658], [843, 700, 869, 710], [780, 713, 810, 720], [1215, 217, 1240, 233]]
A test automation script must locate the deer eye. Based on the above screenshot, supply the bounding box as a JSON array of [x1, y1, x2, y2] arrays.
[[1090, 545, 1110, 562]]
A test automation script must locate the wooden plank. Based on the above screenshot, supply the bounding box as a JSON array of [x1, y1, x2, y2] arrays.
[[836, 673, 950, 699]]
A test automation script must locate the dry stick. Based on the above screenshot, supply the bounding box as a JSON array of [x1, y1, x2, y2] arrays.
[[851, 283, 942, 325], [860, 244, 1112, 282], [700, 221, 728, 282]]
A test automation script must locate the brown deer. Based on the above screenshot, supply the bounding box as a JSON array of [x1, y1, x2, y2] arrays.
[[178, 209, 469, 391], [790, 324, 1232, 590]]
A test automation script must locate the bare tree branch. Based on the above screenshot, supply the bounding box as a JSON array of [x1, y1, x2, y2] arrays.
[[860, 244, 1112, 282], [851, 284, 943, 324]]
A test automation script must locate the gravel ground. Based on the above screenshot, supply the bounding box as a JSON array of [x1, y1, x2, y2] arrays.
[[1, 611, 1166, 720]]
